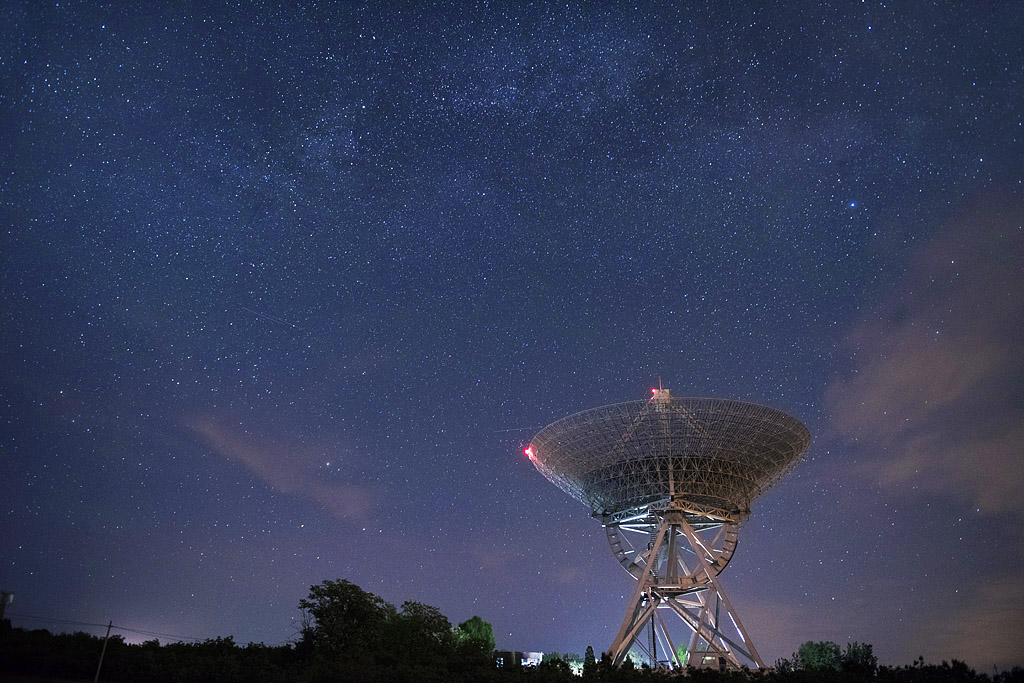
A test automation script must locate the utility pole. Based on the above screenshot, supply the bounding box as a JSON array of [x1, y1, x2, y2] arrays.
[[94, 620, 113, 683]]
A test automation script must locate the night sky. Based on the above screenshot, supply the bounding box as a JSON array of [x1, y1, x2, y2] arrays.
[[2, 0, 1023, 672]]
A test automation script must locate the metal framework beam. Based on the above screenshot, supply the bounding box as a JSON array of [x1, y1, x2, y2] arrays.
[[604, 502, 764, 671]]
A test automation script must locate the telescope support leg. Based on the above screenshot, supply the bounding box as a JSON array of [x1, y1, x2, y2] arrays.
[[605, 508, 764, 670]]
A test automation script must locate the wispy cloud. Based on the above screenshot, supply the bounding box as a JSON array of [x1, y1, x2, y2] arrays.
[[826, 191, 1024, 513], [191, 417, 374, 521], [471, 545, 512, 572]]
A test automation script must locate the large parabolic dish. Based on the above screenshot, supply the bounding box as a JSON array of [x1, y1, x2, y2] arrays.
[[527, 390, 810, 522], [526, 389, 811, 670]]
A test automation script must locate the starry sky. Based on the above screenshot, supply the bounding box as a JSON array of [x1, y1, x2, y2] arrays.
[[2, 0, 1023, 671]]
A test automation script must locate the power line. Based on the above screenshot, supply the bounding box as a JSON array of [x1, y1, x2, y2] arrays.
[[9, 612, 204, 643], [7, 613, 112, 629], [111, 626, 204, 643]]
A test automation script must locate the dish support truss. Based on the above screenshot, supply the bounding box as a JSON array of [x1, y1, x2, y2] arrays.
[[603, 501, 764, 670]]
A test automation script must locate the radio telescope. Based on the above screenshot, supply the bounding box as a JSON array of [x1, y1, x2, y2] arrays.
[[526, 388, 810, 670]]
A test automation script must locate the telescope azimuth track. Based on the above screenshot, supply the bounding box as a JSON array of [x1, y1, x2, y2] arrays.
[[526, 388, 810, 670]]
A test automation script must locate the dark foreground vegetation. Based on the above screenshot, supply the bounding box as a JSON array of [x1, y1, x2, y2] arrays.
[[2, 579, 1021, 683]]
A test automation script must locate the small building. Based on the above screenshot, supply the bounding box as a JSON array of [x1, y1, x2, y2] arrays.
[[495, 650, 544, 668]]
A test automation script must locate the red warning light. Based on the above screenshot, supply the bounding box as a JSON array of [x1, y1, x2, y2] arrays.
[[652, 388, 657, 393], [524, 446, 535, 459]]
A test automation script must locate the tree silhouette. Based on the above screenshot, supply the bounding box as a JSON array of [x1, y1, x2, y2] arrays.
[[795, 640, 842, 671], [583, 645, 597, 678], [453, 615, 495, 655], [297, 579, 394, 663], [842, 641, 878, 676]]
